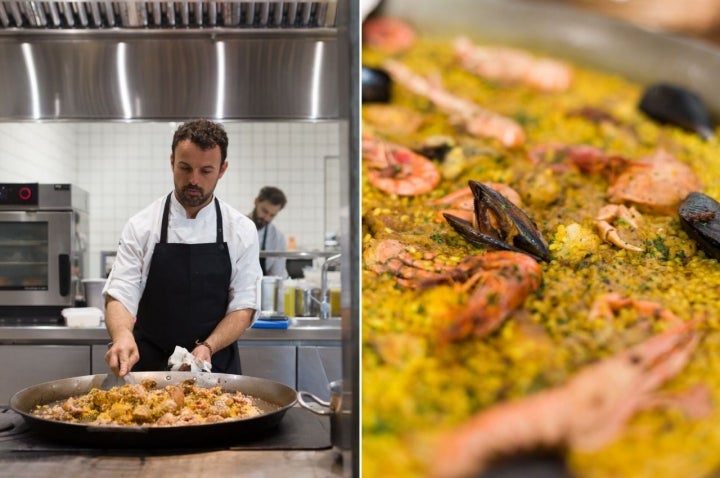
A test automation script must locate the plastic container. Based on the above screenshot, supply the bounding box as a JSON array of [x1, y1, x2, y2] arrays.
[[283, 279, 296, 317], [82, 278, 107, 310], [61, 307, 103, 328], [260, 276, 282, 314]]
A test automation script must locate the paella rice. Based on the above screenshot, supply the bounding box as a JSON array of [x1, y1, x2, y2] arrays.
[[362, 20, 720, 478], [32, 379, 262, 426]]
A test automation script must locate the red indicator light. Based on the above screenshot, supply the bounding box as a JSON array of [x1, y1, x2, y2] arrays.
[[18, 187, 32, 201]]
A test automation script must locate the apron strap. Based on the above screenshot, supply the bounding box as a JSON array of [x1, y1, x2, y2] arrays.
[[214, 197, 223, 244], [160, 193, 172, 244], [261, 225, 268, 250]]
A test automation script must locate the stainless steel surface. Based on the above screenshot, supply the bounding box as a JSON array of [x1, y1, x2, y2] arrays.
[[339, 0, 357, 473], [310, 253, 341, 320], [99, 370, 136, 389], [295, 284, 315, 317], [291, 317, 341, 329], [260, 250, 340, 258], [0, 34, 341, 120], [0, 0, 338, 30], [376, 0, 720, 116], [0, 184, 89, 309], [0, 321, 342, 343], [298, 379, 349, 453], [10, 371, 298, 447]]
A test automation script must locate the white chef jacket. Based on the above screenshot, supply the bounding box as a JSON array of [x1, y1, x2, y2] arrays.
[[103, 193, 262, 318], [258, 222, 288, 278]]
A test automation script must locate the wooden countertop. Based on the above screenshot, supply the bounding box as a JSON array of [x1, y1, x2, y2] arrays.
[[0, 449, 346, 477]]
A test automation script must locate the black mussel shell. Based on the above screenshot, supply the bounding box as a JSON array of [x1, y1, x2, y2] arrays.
[[679, 192, 720, 260], [416, 135, 456, 161], [443, 180, 551, 262], [639, 83, 715, 140], [362, 66, 391, 103]]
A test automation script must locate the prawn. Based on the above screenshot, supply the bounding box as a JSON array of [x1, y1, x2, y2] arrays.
[[453, 37, 573, 92], [362, 16, 417, 54], [363, 133, 441, 196], [417, 250, 542, 343], [382, 59, 525, 148], [431, 311, 707, 478], [365, 239, 542, 341]]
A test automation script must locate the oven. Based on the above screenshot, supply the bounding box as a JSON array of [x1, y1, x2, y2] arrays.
[[0, 183, 89, 322]]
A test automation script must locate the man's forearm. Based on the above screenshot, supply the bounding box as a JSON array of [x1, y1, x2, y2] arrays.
[[201, 308, 255, 354], [105, 297, 136, 342]]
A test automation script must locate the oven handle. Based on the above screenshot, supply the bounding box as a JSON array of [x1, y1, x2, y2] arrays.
[[58, 254, 70, 296]]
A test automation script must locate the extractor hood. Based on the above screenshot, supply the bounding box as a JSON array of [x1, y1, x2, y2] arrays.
[[0, 0, 337, 30], [0, 0, 346, 121]]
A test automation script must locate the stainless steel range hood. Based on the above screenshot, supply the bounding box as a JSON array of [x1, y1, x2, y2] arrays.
[[0, 0, 337, 30], [0, 0, 345, 120]]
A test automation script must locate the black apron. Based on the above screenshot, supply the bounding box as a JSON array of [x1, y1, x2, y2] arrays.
[[259, 226, 268, 275], [133, 193, 240, 374]]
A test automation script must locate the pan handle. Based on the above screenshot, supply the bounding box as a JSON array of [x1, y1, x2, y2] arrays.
[[297, 391, 333, 416]]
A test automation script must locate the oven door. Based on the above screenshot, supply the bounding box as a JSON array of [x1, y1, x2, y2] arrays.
[[0, 211, 73, 307]]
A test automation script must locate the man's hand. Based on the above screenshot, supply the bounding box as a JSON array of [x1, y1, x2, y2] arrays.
[[105, 331, 140, 377]]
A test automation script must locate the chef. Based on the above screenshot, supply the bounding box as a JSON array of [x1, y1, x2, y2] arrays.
[[249, 186, 289, 278], [103, 119, 261, 376]]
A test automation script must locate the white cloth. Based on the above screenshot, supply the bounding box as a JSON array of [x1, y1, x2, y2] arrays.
[[103, 192, 262, 318], [167, 345, 212, 372], [258, 222, 288, 278]]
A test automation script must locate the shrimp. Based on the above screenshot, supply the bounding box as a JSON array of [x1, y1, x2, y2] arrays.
[[595, 204, 644, 252], [363, 133, 441, 196], [453, 37, 573, 92], [365, 239, 542, 341], [382, 59, 525, 148], [608, 149, 703, 216], [417, 250, 542, 343], [530, 144, 702, 250], [363, 238, 455, 287], [362, 16, 417, 54], [589, 292, 685, 325], [431, 312, 707, 478]]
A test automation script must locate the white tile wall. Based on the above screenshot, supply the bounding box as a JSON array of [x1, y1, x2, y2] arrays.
[[0, 121, 341, 278]]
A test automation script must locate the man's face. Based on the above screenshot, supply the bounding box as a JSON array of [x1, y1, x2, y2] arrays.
[[251, 199, 284, 229], [171, 140, 227, 210]]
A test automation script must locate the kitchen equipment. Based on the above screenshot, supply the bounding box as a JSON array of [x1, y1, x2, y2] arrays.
[[60, 307, 102, 328], [283, 279, 297, 316], [295, 282, 315, 317], [10, 371, 298, 448], [99, 371, 136, 390], [252, 318, 290, 329], [298, 379, 350, 453], [0, 184, 89, 321], [260, 276, 283, 316], [82, 278, 106, 310]]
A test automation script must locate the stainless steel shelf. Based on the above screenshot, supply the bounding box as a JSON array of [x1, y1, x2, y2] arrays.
[[259, 250, 339, 259]]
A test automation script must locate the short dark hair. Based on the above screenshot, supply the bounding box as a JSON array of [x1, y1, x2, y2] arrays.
[[257, 186, 287, 208], [171, 119, 229, 163]]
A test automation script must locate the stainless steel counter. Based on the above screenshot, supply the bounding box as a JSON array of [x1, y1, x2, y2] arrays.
[[0, 319, 342, 345]]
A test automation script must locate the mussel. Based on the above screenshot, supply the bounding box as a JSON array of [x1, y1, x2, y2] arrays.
[[362, 66, 391, 103], [679, 192, 720, 260], [638, 83, 715, 140], [443, 180, 551, 262]]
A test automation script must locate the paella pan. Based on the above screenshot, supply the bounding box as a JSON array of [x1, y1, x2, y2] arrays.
[[10, 372, 297, 448], [361, 1, 720, 477]]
